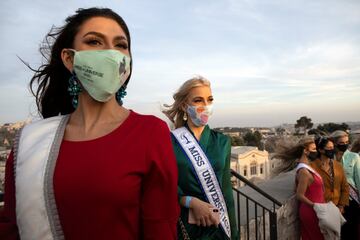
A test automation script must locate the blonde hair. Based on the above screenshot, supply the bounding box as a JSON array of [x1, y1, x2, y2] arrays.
[[330, 130, 348, 144], [162, 75, 211, 129], [273, 136, 315, 174]]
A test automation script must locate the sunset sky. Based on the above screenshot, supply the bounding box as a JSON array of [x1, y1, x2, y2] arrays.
[[0, 0, 359, 127]]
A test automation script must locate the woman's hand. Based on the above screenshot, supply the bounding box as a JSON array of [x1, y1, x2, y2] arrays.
[[338, 205, 344, 214], [189, 197, 219, 227]]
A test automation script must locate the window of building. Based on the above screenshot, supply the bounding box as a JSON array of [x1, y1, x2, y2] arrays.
[[260, 164, 264, 174], [250, 162, 257, 175], [243, 166, 247, 176]]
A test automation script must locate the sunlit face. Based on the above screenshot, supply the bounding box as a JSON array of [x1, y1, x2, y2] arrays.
[[336, 136, 349, 145], [320, 140, 334, 154], [73, 17, 129, 55], [305, 143, 317, 152], [184, 85, 213, 127], [186, 85, 213, 107], [61, 16, 130, 74], [324, 141, 334, 150]]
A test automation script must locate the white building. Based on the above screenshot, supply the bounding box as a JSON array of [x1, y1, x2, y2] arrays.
[[230, 146, 270, 187]]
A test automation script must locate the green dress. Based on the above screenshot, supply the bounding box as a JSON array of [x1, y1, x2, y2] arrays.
[[172, 125, 239, 240]]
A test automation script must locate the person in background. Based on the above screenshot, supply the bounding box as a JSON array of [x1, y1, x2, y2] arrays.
[[351, 137, 360, 155], [0, 7, 179, 240], [331, 130, 360, 240], [163, 76, 238, 240], [273, 136, 325, 240]]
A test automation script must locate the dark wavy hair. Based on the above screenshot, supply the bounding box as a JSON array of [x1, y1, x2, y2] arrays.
[[28, 7, 132, 118], [315, 135, 333, 151]]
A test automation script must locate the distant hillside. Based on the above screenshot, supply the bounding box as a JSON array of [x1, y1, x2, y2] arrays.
[[0, 121, 27, 151], [346, 121, 360, 131], [217, 121, 360, 133]]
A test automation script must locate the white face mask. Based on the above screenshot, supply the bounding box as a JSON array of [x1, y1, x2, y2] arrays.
[[186, 104, 213, 127], [71, 49, 131, 102]]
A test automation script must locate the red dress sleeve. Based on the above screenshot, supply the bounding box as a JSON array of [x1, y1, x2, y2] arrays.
[[0, 151, 20, 239], [141, 120, 180, 240]]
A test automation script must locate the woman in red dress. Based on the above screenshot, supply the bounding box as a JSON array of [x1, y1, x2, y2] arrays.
[[0, 7, 179, 240], [274, 137, 324, 240], [297, 163, 325, 240]]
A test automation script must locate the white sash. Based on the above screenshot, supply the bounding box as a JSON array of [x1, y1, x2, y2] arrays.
[[296, 163, 322, 179], [172, 127, 231, 238], [15, 115, 68, 240]]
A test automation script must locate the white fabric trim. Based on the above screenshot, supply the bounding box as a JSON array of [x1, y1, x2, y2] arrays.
[[172, 127, 231, 238], [296, 163, 322, 179], [15, 116, 64, 240]]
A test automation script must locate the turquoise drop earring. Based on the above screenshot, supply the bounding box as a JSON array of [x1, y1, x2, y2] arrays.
[[116, 86, 127, 105], [68, 73, 82, 109]]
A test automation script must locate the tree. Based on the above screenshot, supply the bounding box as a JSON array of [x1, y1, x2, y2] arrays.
[[243, 131, 263, 149], [317, 122, 350, 134], [230, 136, 245, 146], [295, 116, 313, 135], [264, 137, 280, 153], [307, 128, 325, 136]]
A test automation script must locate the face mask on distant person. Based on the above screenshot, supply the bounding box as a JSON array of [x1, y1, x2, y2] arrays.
[[186, 104, 213, 127], [336, 144, 349, 152], [323, 149, 335, 159], [70, 49, 131, 102], [307, 151, 318, 161]]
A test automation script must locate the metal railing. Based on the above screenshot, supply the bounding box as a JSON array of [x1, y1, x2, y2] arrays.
[[0, 171, 282, 240], [231, 169, 282, 240]]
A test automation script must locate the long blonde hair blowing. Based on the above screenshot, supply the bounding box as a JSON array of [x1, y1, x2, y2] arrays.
[[163, 76, 210, 129], [272, 136, 315, 175]]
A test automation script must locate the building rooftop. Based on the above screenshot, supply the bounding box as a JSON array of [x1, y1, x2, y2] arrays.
[[231, 146, 258, 154]]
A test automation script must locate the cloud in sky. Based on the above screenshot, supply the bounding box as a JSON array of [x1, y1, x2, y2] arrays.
[[0, 0, 359, 127]]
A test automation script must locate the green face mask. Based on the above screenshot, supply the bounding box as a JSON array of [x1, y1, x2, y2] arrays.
[[71, 49, 131, 102]]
